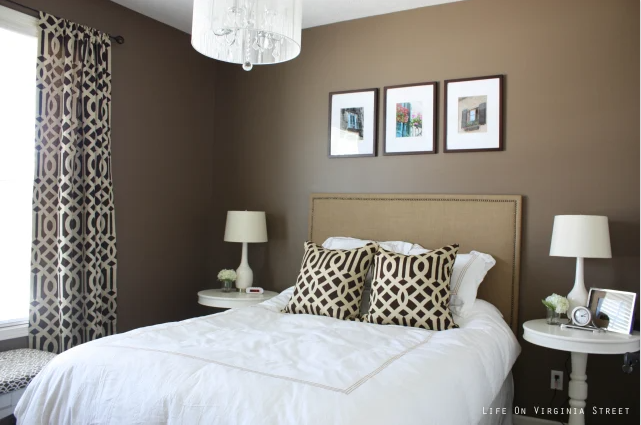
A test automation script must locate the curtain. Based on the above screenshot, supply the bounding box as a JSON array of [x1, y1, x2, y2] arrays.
[[30, 12, 117, 353]]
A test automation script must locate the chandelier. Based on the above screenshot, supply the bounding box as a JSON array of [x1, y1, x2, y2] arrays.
[[192, 0, 302, 71]]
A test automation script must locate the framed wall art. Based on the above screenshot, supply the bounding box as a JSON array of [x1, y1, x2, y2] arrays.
[[444, 75, 504, 153], [328, 88, 378, 158], [383, 82, 437, 155]]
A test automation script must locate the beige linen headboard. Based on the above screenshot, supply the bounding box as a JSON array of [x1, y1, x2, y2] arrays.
[[308, 193, 522, 333]]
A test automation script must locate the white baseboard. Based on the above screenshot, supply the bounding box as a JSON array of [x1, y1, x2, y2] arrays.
[[513, 415, 566, 425]]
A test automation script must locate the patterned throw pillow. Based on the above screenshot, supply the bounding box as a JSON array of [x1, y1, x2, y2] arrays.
[[363, 244, 460, 331], [282, 241, 378, 320]]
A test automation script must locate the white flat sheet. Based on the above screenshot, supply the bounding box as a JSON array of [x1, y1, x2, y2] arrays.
[[16, 288, 520, 425], [480, 372, 514, 425]]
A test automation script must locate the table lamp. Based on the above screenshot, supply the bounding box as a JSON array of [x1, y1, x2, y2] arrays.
[[224, 211, 268, 291], [549, 215, 612, 311]]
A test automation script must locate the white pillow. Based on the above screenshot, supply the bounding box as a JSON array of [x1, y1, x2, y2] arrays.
[[322, 237, 413, 255], [409, 245, 496, 318], [322, 238, 496, 319]]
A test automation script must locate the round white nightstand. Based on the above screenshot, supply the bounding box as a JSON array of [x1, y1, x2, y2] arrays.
[[197, 289, 278, 309], [523, 319, 640, 425]]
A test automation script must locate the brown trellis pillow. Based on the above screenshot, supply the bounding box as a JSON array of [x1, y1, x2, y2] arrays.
[[363, 244, 460, 331], [283, 241, 378, 320]]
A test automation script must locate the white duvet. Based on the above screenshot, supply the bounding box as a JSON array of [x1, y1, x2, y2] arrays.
[[16, 288, 520, 425]]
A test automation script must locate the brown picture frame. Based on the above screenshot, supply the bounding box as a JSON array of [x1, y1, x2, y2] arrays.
[[328, 88, 378, 158], [444, 75, 504, 153], [383, 82, 438, 156]]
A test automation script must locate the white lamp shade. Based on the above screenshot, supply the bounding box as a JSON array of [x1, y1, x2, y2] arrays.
[[550, 215, 612, 258], [224, 211, 268, 243]]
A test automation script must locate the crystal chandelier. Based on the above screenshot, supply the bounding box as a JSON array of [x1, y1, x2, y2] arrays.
[[192, 0, 302, 71]]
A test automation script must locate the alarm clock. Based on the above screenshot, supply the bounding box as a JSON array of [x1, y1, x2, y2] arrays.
[[571, 306, 592, 327], [245, 287, 264, 294]]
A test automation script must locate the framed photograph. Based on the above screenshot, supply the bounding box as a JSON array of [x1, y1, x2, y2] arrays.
[[383, 82, 437, 155], [587, 288, 637, 334], [444, 75, 504, 153], [328, 88, 378, 158]]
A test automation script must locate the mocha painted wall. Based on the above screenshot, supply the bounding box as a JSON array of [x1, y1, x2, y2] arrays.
[[0, 337, 28, 352], [215, 0, 640, 423], [0, 0, 227, 351]]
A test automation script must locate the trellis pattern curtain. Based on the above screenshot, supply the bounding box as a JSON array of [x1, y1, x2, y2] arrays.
[[30, 12, 117, 353]]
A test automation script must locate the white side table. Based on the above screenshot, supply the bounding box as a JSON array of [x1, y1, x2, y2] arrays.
[[197, 289, 278, 309], [523, 319, 640, 425]]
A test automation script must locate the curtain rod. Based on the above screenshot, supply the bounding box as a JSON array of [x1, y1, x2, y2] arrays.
[[2, 0, 125, 44]]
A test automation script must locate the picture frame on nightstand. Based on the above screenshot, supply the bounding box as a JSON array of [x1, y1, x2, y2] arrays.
[[587, 288, 637, 335]]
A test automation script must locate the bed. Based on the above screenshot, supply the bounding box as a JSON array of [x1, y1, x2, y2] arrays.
[[16, 193, 522, 425]]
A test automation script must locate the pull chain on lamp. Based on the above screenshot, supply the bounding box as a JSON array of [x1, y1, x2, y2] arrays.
[[192, 0, 302, 71]]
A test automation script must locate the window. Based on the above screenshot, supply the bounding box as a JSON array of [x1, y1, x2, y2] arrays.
[[0, 5, 37, 339], [347, 113, 360, 130]]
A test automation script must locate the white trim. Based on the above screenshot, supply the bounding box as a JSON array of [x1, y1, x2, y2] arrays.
[[513, 415, 566, 425], [197, 289, 279, 309], [0, 318, 28, 327], [0, 4, 37, 37], [0, 387, 26, 418], [0, 323, 28, 341], [523, 319, 640, 354]]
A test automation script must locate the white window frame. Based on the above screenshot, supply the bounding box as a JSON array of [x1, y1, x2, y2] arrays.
[[0, 4, 37, 342], [0, 4, 37, 37]]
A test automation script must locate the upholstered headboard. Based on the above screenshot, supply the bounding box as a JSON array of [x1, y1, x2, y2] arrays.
[[308, 193, 522, 333]]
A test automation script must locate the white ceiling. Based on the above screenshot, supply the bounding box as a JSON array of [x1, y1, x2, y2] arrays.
[[110, 0, 464, 33]]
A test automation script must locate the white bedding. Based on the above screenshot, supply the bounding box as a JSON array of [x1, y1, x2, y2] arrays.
[[481, 373, 514, 425], [16, 288, 520, 425]]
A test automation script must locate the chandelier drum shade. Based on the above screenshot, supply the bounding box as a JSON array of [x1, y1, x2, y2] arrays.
[[192, 0, 302, 71]]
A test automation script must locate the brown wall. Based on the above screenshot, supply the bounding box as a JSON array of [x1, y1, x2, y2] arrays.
[[0, 337, 28, 352], [1, 0, 638, 422], [0, 0, 226, 351], [215, 0, 640, 423]]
